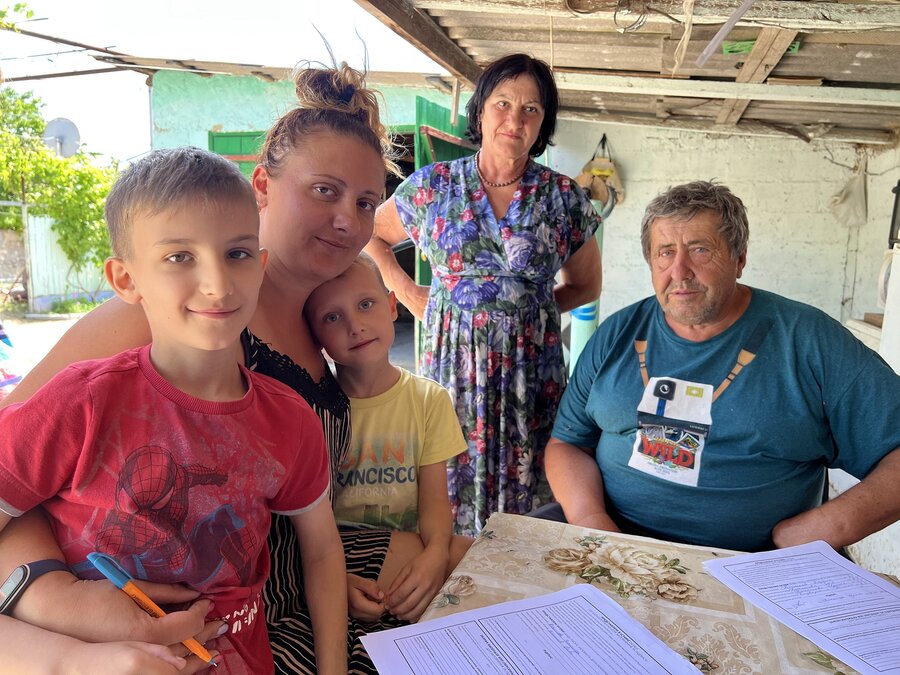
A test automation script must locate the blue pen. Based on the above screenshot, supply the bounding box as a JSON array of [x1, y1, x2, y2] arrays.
[[87, 552, 217, 668]]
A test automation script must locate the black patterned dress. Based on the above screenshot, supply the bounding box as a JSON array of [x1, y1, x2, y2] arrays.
[[241, 330, 408, 674]]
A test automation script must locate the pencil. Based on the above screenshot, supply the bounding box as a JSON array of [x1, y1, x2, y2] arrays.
[[87, 552, 218, 668]]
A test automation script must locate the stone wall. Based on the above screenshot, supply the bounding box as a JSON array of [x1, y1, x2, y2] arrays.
[[0, 230, 25, 283]]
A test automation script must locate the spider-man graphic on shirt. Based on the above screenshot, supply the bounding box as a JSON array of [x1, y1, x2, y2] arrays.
[[91, 445, 256, 586]]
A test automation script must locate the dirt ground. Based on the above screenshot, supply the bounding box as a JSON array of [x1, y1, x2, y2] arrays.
[[1, 315, 79, 378]]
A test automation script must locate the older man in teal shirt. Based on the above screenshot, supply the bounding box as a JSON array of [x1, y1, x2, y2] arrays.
[[546, 180, 900, 552]]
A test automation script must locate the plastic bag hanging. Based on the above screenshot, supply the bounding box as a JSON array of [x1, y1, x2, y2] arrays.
[[829, 155, 867, 228]]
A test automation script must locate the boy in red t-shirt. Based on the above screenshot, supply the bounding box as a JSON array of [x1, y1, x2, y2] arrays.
[[0, 148, 347, 674]]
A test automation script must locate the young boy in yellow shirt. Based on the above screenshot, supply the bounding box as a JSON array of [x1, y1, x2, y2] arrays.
[[305, 253, 471, 622]]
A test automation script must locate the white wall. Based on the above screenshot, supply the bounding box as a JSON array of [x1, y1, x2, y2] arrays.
[[834, 145, 900, 578], [545, 120, 888, 325], [857, 145, 900, 313]]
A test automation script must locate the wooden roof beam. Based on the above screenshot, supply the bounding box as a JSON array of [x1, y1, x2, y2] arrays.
[[2, 67, 125, 82], [93, 55, 457, 89], [716, 27, 798, 125], [353, 0, 482, 85], [554, 72, 900, 108], [0, 25, 125, 56], [559, 107, 896, 145], [414, 0, 900, 32]]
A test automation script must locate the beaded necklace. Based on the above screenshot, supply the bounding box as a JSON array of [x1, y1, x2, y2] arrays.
[[475, 150, 529, 188]]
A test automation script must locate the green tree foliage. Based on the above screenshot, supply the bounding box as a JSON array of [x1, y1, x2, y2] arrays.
[[47, 154, 117, 272], [0, 88, 49, 229], [0, 3, 33, 29], [0, 87, 117, 273]]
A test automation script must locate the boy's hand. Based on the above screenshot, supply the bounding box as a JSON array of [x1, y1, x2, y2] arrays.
[[384, 546, 448, 621], [347, 573, 385, 622]]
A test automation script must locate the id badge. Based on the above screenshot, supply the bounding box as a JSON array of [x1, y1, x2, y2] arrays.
[[628, 377, 712, 487]]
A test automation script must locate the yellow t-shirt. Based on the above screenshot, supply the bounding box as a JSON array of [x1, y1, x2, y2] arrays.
[[334, 368, 466, 531]]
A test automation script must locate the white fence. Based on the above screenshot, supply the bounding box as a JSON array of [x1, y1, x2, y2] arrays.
[[26, 215, 110, 312]]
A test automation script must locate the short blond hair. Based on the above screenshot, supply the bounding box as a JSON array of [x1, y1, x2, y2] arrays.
[[105, 147, 255, 259], [348, 252, 389, 293]]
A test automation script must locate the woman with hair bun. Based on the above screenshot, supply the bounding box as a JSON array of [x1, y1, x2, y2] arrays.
[[368, 54, 603, 536], [0, 63, 423, 674]]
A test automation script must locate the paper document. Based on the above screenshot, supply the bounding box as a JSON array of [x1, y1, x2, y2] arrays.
[[360, 584, 697, 674], [704, 540, 900, 675]]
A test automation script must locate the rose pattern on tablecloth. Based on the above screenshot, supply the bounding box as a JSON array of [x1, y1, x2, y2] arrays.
[[422, 514, 868, 674], [431, 574, 477, 609], [543, 535, 700, 601]]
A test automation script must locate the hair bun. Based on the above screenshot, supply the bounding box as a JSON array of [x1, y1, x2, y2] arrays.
[[261, 63, 401, 177], [293, 64, 364, 114], [339, 84, 355, 105]]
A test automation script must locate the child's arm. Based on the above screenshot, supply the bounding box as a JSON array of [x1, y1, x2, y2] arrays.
[[384, 461, 452, 621], [290, 499, 348, 675], [0, 615, 195, 675]]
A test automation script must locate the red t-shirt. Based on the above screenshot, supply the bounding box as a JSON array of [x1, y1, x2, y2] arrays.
[[0, 345, 330, 675]]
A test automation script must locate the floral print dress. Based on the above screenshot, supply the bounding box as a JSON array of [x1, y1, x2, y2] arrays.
[[393, 154, 601, 535]]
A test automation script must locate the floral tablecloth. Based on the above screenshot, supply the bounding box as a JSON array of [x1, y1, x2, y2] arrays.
[[421, 513, 880, 674]]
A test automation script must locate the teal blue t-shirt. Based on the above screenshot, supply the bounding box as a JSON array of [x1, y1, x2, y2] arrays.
[[553, 288, 900, 551]]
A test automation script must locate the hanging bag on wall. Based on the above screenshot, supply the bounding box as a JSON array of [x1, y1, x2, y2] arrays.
[[575, 133, 626, 206]]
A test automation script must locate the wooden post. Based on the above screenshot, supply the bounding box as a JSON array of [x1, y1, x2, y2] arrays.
[[450, 78, 461, 121]]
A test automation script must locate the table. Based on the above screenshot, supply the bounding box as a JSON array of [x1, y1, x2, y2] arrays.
[[421, 513, 884, 674]]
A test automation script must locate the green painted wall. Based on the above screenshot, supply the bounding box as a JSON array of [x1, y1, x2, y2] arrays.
[[150, 70, 469, 151]]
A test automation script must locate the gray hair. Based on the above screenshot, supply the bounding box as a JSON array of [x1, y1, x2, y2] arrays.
[[105, 146, 255, 259], [640, 180, 749, 262]]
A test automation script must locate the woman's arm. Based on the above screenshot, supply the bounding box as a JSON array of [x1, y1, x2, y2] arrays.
[[1, 298, 150, 407], [2, 516, 214, 644], [0, 616, 191, 675], [554, 240, 601, 313], [367, 197, 429, 320], [0, 509, 66, 581], [291, 499, 348, 675]]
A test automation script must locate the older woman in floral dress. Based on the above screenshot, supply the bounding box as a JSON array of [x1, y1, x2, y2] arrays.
[[367, 54, 602, 535]]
